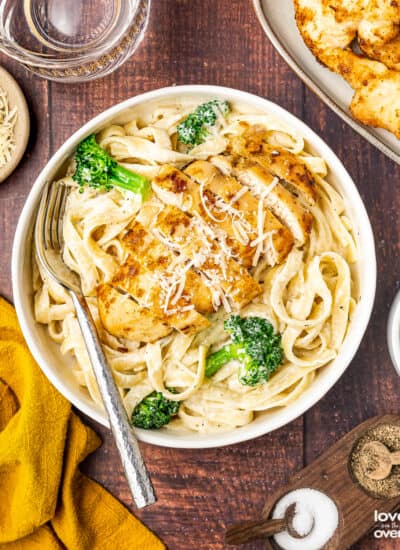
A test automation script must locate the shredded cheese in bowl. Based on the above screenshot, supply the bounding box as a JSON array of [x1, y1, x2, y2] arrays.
[[0, 87, 17, 168]]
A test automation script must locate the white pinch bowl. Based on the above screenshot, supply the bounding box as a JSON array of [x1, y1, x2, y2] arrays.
[[12, 85, 376, 448]]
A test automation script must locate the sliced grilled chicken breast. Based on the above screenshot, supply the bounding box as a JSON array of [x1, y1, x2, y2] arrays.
[[211, 155, 313, 245], [121, 222, 214, 315], [183, 160, 294, 265], [112, 256, 210, 336], [153, 165, 255, 267], [230, 132, 317, 205], [97, 284, 172, 343], [138, 203, 262, 309], [109, 224, 210, 336]]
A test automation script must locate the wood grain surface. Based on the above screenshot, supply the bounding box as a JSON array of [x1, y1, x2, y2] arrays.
[[1, 1, 400, 548]]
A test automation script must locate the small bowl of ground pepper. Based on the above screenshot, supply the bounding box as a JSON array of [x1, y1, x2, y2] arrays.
[[350, 423, 400, 499]]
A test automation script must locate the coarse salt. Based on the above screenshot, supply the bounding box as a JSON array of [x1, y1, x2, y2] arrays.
[[291, 504, 314, 537], [272, 488, 338, 550]]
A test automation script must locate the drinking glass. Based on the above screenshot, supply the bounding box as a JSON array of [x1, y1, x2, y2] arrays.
[[0, 0, 150, 82]]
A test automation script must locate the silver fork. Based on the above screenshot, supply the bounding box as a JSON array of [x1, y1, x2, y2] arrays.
[[34, 180, 156, 508]]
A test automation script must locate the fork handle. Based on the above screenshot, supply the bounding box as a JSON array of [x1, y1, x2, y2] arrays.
[[70, 291, 156, 509]]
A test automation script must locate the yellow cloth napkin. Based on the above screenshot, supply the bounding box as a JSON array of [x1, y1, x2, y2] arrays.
[[0, 297, 164, 550]]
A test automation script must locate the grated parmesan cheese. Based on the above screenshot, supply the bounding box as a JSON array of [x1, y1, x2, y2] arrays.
[[0, 88, 17, 169], [252, 196, 266, 266], [152, 228, 180, 251], [199, 179, 227, 223], [232, 219, 250, 245], [156, 256, 194, 313], [262, 176, 279, 197], [152, 183, 184, 209], [149, 203, 243, 314], [229, 186, 248, 204], [220, 290, 232, 313], [250, 230, 275, 248]]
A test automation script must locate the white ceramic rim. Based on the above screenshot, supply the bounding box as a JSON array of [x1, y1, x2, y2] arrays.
[[252, 0, 400, 167], [388, 290, 400, 376], [12, 85, 377, 448]]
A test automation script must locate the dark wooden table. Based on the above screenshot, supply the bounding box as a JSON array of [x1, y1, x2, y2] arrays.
[[1, 1, 399, 549]]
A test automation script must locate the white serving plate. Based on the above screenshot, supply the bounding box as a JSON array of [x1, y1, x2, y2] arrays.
[[12, 85, 376, 449], [253, 0, 400, 165]]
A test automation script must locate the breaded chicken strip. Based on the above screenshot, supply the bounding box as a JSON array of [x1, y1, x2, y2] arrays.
[[294, 0, 361, 53], [295, 0, 400, 69], [358, 1, 400, 70], [319, 48, 400, 138], [295, 0, 400, 137]]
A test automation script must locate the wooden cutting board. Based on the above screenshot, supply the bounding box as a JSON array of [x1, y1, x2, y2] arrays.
[[260, 415, 400, 549]]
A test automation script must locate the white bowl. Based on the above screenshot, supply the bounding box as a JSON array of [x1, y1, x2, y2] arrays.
[[12, 85, 376, 449]]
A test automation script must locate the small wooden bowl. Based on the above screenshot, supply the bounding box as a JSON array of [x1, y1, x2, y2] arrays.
[[0, 66, 30, 183]]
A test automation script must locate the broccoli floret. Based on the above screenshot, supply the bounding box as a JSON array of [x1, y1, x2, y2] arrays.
[[205, 315, 283, 386], [131, 391, 180, 429], [177, 100, 230, 147], [72, 134, 150, 200]]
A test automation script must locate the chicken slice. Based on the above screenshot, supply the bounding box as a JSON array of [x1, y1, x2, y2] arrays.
[[138, 203, 263, 310], [184, 160, 294, 263], [211, 155, 313, 245], [120, 222, 214, 315], [230, 132, 317, 205], [110, 224, 211, 336], [152, 165, 255, 267], [112, 256, 210, 336], [97, 283, 172, 343]]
